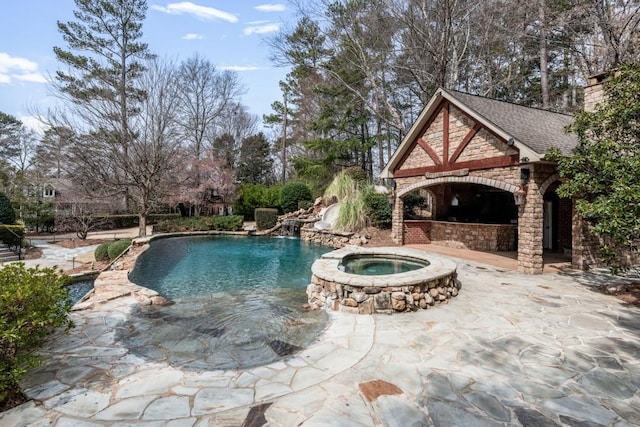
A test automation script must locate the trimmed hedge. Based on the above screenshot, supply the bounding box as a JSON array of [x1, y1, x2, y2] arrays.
[[107, 214, 180, 229], [107, 239, 132, 260], [94, 243, 110, 262], [255, 208, 278, 230], [0, 225, 25, 249], [93, 239, 132, 262], [154, 215, 244, 233], [54, 214, 181, 234]]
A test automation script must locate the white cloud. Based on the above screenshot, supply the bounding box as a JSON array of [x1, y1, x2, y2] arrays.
[[243, 23, 280, 36], [182, 33, 203, 40], [0, 52, 46, 85], [0, 52, 38, 73], [255, 4, 286, 12], [219, 65, 261, 72], [13, 72, 48, 83], [151, 2, 238, 22]]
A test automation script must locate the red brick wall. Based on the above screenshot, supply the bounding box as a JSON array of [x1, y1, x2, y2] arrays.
[[403, 221, 431, 244]]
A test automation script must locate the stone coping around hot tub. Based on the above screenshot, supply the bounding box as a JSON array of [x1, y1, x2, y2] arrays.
[[311, 246, 456, 288], [308, 246, 460, 313]]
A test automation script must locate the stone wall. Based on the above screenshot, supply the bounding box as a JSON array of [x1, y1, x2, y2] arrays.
[[572, 212, 640, 270], [584, 74, 606, 113], [300, 227, 368, 248], [428, 221, 517, 251], [308, 274, 460, 314]]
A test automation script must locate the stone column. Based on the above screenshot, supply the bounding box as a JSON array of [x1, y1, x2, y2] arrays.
[[391, 194, 404, 244], [517, 167, 544, 274]]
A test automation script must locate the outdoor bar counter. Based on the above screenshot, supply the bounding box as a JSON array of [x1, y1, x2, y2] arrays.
[[404, 220, 517, 251]]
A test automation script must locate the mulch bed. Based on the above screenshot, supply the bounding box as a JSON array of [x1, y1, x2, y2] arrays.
[[49, 238, 113, 249], [0, 390, 28, 413], [23, 246, 42, 260], [598, 283, 640, 306]]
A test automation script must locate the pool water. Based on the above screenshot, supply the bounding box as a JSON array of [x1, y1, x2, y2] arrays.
[[124, 235, 331, 370], [130, 236, 330, 298], [68, 280, 94, 304], [340, 255, 428, 275]]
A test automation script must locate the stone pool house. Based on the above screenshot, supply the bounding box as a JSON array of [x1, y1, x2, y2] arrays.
[[381, 76, 608, 274]]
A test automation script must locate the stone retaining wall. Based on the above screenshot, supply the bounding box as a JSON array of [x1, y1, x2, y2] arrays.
[[300, 227, 368, 248]]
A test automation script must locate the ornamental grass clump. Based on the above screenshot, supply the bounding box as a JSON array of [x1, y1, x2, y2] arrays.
[[324, 171, 380, 233], [323, 171, 358, 205], [0, 263, 73, 409], [334, 197, 368, 232]]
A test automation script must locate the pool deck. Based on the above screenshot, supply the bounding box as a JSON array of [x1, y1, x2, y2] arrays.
[[2, 237, 640, 425]]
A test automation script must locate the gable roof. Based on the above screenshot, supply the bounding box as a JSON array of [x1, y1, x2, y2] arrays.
[[381, 88, 578, 178]]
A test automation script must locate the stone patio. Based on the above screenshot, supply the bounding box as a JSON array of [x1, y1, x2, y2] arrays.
[[2, 250, 639, 426]]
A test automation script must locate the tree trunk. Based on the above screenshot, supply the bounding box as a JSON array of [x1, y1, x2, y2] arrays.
[[376, 119, 384, 175], [539, 1, 550, 109], [138, 212, 147, 237]]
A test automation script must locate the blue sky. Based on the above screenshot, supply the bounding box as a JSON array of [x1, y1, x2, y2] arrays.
[[0, 1, 295, 131]]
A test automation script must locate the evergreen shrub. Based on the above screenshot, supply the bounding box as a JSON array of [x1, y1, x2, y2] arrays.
[[234, 184, 281, 220], [363, 189, 392, 228], [106, 239, 132, 260], [154, 216, 244, 233], [255, 208, 278, 230], [0, 264, 73, 406], [0, 193, 16, 225], [280, 183, 312, 213], [94, 243, 110, 262]]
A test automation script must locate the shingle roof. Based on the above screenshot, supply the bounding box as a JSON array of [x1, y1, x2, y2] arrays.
[[443, 89, 578, 156]]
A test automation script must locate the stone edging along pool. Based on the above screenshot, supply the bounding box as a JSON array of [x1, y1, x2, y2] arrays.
[[307, 246, 460, 314]]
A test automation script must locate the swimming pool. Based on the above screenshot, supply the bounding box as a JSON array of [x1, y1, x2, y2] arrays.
[[124, 235, 331, 369]]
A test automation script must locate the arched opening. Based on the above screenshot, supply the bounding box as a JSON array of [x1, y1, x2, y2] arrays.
[[402, 188, 434, 220], [398, 180, 518, 251], [431, 183, 517, 224], [543, 181, 572, 256]]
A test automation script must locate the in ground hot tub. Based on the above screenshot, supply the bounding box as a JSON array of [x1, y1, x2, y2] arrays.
[[339, 254, 429, 275], [308, 246, 459, 314]]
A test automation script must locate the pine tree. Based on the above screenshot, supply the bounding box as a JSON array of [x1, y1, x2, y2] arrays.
[[53, 0, 154, 212]]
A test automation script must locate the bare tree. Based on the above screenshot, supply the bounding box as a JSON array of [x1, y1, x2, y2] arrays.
[[4, 126, 38, 173], [34, 126, 75, 179], [177, 55, 245, 182], [63, 58, 183, 236]]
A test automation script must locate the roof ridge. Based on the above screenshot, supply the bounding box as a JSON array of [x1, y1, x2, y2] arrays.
[[441, 88, 575, 118]]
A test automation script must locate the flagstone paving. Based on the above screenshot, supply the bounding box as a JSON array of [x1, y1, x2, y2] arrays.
[[2, 254, 640, 426]]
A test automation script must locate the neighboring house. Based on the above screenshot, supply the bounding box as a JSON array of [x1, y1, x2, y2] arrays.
[[381, 76, 611, 274], [42, 178, 124, 216]]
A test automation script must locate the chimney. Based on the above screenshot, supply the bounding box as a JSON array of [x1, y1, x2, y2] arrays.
[[584, 71, 607, 112]]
